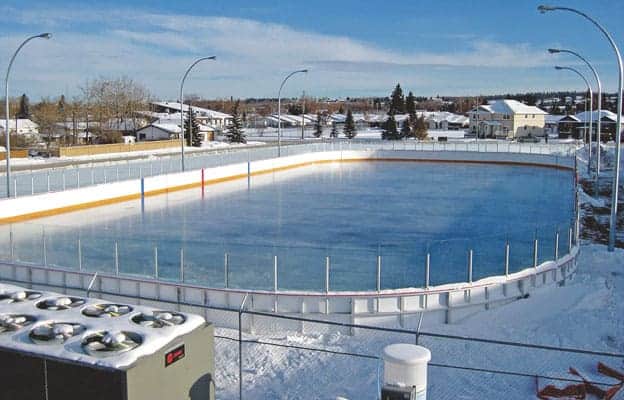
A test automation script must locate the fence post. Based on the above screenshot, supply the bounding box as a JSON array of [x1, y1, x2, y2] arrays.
[[31, 175, 34, 195], [62, 172, 66, 191], [180, 247, 185, 282], [46, 172, 50, 192], [78, 238, 82, 271], [568, 226, 573, 253], [91, 168, 94, 185], [273, 255, 278, 312], [533, 237, 539, 268], [154, 246, 159, 279], [224, 252, 229, 288], [555, 231, 560, 260], [116, 167, 120, 181], [13, 179, 17, 198], [325, 256, 330, 314], [114, 241, 119, 275], [467, 249, 473, 283], [42, 227, 47, 266], [9, 228, 14, 262], [425, 252, 430, 289], [76, 169, 80, 189], [376, 255, 382, 312], [504, 241, 510, 277], [238, 293, 249, 400]]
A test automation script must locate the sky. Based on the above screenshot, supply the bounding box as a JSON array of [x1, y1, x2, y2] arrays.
[[1, 0, 623, 101]]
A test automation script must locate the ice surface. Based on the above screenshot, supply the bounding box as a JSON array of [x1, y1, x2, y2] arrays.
[[8, 161, 575, 291]]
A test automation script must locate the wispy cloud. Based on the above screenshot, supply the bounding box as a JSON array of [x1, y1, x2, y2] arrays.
[[0, 5, 575, 99]]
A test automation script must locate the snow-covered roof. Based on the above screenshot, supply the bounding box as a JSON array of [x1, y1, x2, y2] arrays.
[[0, 119, 39, 131], [151, 101, 232, 120], [545, 115, 566, 124], [575, 110, 619, 123], [487, 99, 548, 115], [150, 123, 182, 134]]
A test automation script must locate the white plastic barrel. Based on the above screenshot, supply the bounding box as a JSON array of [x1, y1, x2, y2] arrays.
[[382, 344, 431, 398]]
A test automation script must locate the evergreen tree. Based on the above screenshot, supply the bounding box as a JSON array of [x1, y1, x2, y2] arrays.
[[313, 112, 323, 138], [413, 116, 428, 140], [225, 100, 246, 144], [400, 119, 412, 138], [185, 108, 202, 147], [381, 115, 400, 140], [330, 122, 339, 138], [389, 84, 405, 115], [343, 110, 357, 139], [57, 95, 66, 113], [17, 94, 30, 119], [405, 91, 416, 118]]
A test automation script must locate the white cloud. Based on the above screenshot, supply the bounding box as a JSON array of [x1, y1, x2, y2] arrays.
[[0, 5, 593, 99]]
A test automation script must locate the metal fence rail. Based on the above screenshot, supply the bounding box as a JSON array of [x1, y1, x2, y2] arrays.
[[1, 268, 617, 400], [0, 140, 577, 199], [0, 217, 578, 293]]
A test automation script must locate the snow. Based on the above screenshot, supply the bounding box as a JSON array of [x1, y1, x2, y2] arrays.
[[210, 243, 624, 399]]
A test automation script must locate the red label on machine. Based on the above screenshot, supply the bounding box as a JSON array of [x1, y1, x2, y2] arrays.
[[165, 344, 185, 367]]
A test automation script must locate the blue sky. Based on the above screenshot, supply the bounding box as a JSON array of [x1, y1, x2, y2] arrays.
[[1, 0, 623, 100]]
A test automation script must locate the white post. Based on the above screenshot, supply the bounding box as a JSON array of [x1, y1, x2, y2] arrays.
[[9, 228, 14, 262], [114, 241, 119, 275], [467, 249, 473, 283], [504, 242, 510, 277], [425, 253, 430, 289], [77, 238, 82, 271], [46, 172, 50, 192], [224, 252, 229, 288], [533, 237, 539, 268], [376, 255, 382, 312], [62, 172, 66, 191], [154, 246, 159, 278], [180, 247, 185, 282], [568, 226, 573, 253], [325, 255, 330, 314], [42, 227, 47, 266], [76, 169, 80, 188], [273, 255, 278, 292], [13, 179, 16, 198], [555, 231, 560, 260], [31, 175, 34, 195]]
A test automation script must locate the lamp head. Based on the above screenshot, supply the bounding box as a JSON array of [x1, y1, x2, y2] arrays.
[[208, 56, 216, 60], [301, 69, 309, 73], [554, 66, 564, 70], [538, 5, 556, 13], [38, 33, 52, 39], [548, 48, 561, 54]]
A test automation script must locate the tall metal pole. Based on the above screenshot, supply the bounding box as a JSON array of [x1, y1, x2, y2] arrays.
[[179, 56, 216, 172], [549, 48, 603, 182], [277, 69, 308, 157], [4, 33, 52, 197], [539, 5, 623, 251], [555, 67, 593, 173]]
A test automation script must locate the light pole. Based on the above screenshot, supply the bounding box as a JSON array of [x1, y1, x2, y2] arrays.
[[277, 69, 308, 157], [549, 48, 602, 183], [554, 66, 593, 173], [4, 33, 52, 197], [539, 5, 622, 251], [179, 56, 216, 172]]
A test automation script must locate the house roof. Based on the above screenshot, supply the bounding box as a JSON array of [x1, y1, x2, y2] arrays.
[[486, 99, 548, 115], [137, 123, 181, 134], [575, 110, 619, 123], [0, 119, 39, 131], [151, 101, 232, 120]]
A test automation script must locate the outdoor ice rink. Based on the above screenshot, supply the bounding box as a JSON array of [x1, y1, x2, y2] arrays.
[[3, 160, 575, 292]]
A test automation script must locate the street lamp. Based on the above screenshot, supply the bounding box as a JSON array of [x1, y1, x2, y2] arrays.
[[179, 56, 216, 172], [539, 5, 622, 251], [277, 69, 308, 157], [549, 48, 602, 182], [4, 32, 52, 197], [555, 66, 593, 172]]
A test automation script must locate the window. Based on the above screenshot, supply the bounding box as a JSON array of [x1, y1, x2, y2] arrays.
[[139, 133, 146, 139]]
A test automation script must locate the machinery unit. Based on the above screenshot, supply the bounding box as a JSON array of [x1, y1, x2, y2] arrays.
[[0, 282, 214, 400]]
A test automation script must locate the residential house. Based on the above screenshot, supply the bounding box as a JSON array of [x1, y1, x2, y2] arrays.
[[0, 119, 40, 139], [468, 99, 548, 139], [150, 101, 232, 130]]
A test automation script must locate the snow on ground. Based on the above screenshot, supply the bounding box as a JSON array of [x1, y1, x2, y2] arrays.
[[212, 244, 624, 399]]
